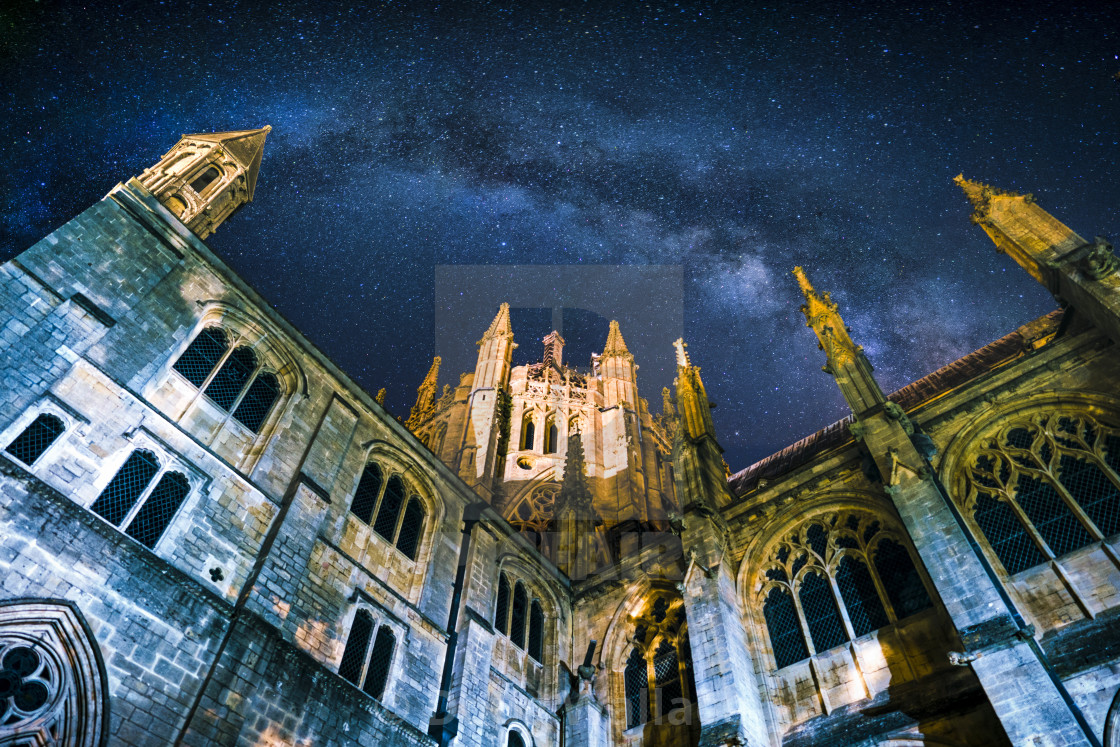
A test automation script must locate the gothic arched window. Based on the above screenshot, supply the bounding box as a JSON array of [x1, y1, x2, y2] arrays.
[[960, 413, 1120, 575], [507, 733, 526, 747], [521, 416, 535, 451], [350, 463, 383, 525], [172, 326, 284, 434], [495, 572, 511, 634], [338, 610, 395, 703], [624, 646, 648, 728], [653, 638, 684, 715], [124, 471, 190, 549], [90, 450, 191, 549], [172, 326, 228, 387], [5, 413, 65, 465], [349, 465, 427, 560], [510, 582, 528, 649], [91, 450, 160, 526], [757, 511, 933, 669], [544, 417, 558, 454], [528, 599, 544, 663]]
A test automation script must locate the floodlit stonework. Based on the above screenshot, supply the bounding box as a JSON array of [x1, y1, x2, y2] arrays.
[[1, 131, 1119, 747]]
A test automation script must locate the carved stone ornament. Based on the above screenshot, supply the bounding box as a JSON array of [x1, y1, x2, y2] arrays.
[[1082, 236, 1119, 281], [0, 599, 109, 747]]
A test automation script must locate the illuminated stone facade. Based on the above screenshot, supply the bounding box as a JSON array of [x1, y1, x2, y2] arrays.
[[2, 132, 1120, 747]]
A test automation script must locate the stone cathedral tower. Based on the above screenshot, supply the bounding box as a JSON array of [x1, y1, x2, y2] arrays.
[[3, 129, 1120, 747]]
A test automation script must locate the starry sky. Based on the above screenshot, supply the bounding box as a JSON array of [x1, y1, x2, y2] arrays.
[[2, 1, 1117, 469]]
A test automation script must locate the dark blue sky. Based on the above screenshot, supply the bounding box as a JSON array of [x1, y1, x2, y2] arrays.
[[2, 1, 1117, 468]]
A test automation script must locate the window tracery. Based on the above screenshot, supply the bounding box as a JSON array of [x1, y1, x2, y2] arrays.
[[959, 412, 1120, 575], [493, 571, 548, 664], [347, 462, 427, 561], [170, 325, 281, 434], [621, 594, 694, 729], [338, 609, 395, 702], [89, 449, 191, 549], [506, 483, 559, 541], [757, 510, 932, 669]]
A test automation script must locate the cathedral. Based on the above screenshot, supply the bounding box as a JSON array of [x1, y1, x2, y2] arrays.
[[1, 129, 1118, 747]]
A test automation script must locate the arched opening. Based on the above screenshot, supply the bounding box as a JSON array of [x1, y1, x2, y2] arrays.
[[521, 415, 536, 451]]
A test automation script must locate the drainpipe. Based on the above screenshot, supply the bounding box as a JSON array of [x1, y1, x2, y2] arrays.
[[429, 501, 485, 746]]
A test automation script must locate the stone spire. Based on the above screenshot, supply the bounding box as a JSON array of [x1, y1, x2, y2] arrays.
[[407, 356, 441, 430], [137, 127, 271, 239], [601, 320, 633, 360], [953, 176, 1120, 349], [793, 267, 884, 414], [674, 339, 716, 443]]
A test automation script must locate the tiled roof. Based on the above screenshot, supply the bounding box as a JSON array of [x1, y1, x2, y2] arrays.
[[726, 310, 1064, 498]]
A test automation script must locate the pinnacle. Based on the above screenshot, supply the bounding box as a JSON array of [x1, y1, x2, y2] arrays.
[[480, 302, 513, 341], [792, 266, 837, 322], [602, 320, 631, 358], [673, 338, 691, 368], [557, 430, 594, 510], [953, 174, 1021, 214]]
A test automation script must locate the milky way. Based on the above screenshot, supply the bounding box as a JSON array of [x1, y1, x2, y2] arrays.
[[2, 1, 1117, 468]]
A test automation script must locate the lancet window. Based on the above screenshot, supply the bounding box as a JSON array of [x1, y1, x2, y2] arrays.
[[347, 462, 426, 561], [493, 571, 547, 664], [757, 510, 932, 669], [544, 416, 558, 454], [338, 609, 396, 701], [622, 594, 694, 730], [89, 449, 191, 549], [958, 412, 1120, 575], [521, 415, 536, 451], [5, 413, 65, 466], [170, 325, 281, 433]]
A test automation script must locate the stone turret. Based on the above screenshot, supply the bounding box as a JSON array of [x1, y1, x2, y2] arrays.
[[137, 127, 271, 239]]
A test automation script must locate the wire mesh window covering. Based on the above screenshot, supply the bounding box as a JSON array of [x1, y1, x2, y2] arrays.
[[373, 475, 406, 541], [495, 573, 511, 634], [507, 733, 526, 747], [173, 327, 229, 387], [962, 413, 1120, 574], [835, 555, 889, 636], [90, 450, 160, 527], [396, 496, 425, 560], [5, 413, 65, 465], [653, 638, 684, 715], [624, 646, 648, 728], [124, 472, 189, 548], [189, 165, 221, 194], [873, 539, 933, 619], [758, 510, 928, 669], [338, 610, 373, 685], [510, 582, 528, 649], [528, 599, 544, 663], [363, 626, 395, 700], [350, 463, 383, 524], [799, 571, 848, 653], [204, 346, 256, 411], [763, 587, 808, 668], [232, 373, 280, 433], [521, 417, 535, 451]]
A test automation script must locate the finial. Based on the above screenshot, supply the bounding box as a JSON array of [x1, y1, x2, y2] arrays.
[[479, 302, 513, 343], [673, 338, 691, 368], [375, 388, 387, 406]]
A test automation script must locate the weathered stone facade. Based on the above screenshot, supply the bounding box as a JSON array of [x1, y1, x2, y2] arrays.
[[2, 132, 1119, 747]]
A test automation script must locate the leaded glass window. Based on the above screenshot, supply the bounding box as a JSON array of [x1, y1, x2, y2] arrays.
[[653, 638, 684, 715], [5, 414, 65, 465], [528, 599, 544, 663], [961, 412, 1120, 575], [835, 555, 889, 636], [124, 471, 189, 548], [363, 626, 394, 700], [338, 610, 373, 685], [495, 573, 511, 634], [396, 496, 424, 560], [372, 475, 405, 541], [510, 582, 528, 649], [800, 571, 848, 653], [172, 327, 228, 387], [90, 450, 160, 527], [204, 346, 256, 411], [350, 463, 383, 525], [624, 646, 648, 728], [873, 539, 932, 619], [232, 373, 279, 433], [757, 510, 933, 669], [763, 587, 808, 668]]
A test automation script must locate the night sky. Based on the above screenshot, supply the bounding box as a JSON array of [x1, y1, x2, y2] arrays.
[[2, 1, 1117, 469]]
